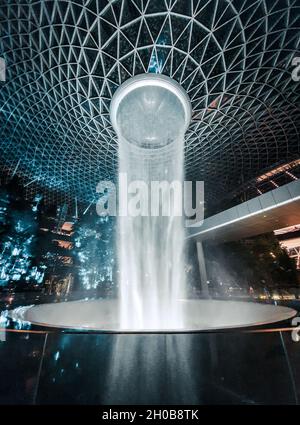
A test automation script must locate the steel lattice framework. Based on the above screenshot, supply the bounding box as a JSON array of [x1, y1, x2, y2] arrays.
[[0, 0, 300, 207]]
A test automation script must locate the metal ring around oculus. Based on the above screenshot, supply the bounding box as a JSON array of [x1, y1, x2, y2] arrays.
[[110, 73, 192, 148]]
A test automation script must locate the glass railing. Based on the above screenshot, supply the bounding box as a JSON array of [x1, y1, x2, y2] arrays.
[[0, 324, 300, 404]]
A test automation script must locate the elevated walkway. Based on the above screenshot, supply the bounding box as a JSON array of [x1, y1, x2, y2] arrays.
[[187, 180, 300, 243]]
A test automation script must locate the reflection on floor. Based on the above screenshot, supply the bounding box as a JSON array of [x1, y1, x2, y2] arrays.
[[1, 293, 300, 404], [0, 328, 300, 404]]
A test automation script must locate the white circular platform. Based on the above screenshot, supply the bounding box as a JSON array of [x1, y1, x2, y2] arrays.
[[8, 299, 297, 332]]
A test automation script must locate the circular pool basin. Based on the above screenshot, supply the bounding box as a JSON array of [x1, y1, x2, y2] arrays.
[[8, 299, 297, 332]]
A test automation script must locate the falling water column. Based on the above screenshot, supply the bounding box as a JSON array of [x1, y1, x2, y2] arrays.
[[110, 74, 191, 330]]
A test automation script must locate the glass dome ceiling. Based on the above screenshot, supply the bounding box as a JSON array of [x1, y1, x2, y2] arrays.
[[0, 0, 299, 206]]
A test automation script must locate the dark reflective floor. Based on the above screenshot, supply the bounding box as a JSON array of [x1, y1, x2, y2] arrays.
[[0, 328, 300, 404], [1, 293, 300, 405]]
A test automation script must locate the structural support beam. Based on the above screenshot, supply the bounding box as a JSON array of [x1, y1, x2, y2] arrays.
[[196, 241, 209, 297]]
